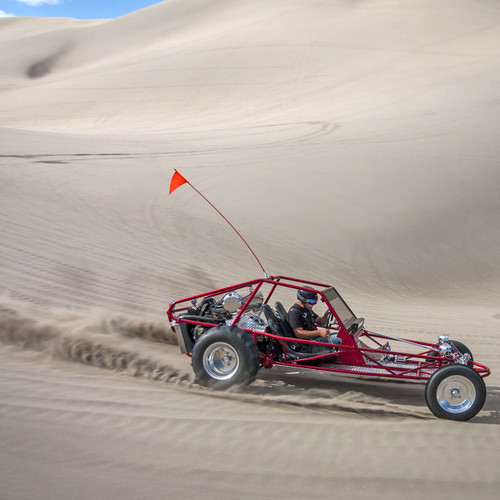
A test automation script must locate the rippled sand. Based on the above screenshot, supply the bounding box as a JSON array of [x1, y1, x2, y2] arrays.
[[1, 1, 499, 498]]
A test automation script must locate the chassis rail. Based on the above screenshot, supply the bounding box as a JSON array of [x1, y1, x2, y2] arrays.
[[250, 330, 491, 381]]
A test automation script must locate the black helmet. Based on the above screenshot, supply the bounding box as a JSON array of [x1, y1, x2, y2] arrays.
[[297, 289, 318, 305]]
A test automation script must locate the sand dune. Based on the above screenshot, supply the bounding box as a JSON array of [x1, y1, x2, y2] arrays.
[[1, 0, 500, 498]]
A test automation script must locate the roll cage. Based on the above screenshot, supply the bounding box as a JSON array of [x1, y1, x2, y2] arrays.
[[167, 276, 491, 381]]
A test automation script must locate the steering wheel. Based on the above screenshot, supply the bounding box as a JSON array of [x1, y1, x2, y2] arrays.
[[325, 311, 339, 330]]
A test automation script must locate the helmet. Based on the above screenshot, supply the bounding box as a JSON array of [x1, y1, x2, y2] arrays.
[[297, 289, 318, 305]]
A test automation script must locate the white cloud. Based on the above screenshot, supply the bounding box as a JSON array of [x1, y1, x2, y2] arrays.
[[0, 10, 16, 17], [15, 0, 61, 6]]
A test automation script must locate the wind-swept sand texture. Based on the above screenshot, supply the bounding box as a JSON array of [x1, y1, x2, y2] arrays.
[[1, 1, 499, 498]]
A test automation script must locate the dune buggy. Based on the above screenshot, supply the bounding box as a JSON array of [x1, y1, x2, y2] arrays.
[[167, 276, 491, 421]]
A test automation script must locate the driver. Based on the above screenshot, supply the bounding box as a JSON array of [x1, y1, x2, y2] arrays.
[[287, 289, 342, 345]]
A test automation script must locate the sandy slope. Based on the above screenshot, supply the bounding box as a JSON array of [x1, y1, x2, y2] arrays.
[[1, 1, 500, 498]]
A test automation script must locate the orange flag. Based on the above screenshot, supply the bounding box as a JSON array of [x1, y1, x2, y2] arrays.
[[169, 170, 188, 195]]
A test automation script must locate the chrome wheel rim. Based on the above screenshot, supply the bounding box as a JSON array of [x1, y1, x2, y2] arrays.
[[202, 342, 240, 381], [436, 375, 476, 414]]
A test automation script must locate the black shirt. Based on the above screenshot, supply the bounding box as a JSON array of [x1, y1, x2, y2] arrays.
[[287, 303, 318, 332]]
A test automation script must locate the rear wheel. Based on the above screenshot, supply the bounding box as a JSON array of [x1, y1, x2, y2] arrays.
[[192, 325, 259, 389], [425, 364, 486, 421]]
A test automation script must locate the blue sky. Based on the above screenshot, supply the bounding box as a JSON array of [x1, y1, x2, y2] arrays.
[[0, 0, 165, 19]]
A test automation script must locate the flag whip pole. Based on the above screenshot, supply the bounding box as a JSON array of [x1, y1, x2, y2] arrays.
[[169, 169, 268, 278]]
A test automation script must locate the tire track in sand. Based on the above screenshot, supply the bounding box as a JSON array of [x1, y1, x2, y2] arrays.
[[0, 301, 434, 419]]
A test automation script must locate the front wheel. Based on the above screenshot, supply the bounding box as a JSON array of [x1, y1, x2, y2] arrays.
[[450, 340, 473, 363], [425, 364, 486, 421], [191, 325, 259, 389], [426, 340, 473, 365]]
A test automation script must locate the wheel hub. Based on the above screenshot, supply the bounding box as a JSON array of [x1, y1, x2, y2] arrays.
[[436, 375, 476, 414], [202, 342, 240, 381]]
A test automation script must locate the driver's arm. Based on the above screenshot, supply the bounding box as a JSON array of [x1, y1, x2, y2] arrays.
[[315, 310, 330, 328], [293, 326, 330, 339]]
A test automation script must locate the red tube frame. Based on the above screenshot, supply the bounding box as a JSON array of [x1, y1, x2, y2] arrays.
[[167, 276, 491, 381]]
